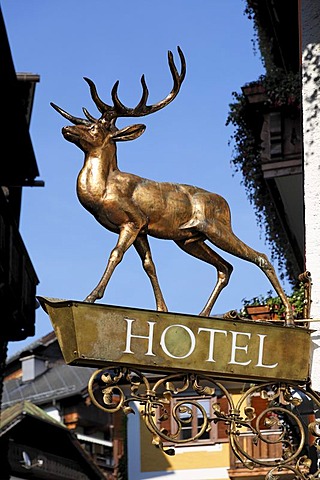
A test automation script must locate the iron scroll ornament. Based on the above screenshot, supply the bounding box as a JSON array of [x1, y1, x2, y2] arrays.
[[88, 368, 320, 477]]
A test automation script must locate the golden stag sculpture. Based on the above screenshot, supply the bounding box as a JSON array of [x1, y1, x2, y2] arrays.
[[51, 47, 294, 325]]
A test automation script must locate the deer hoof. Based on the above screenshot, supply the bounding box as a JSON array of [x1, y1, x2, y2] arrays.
[[285, 320, 295, 327], [285, 314, 295, 327], [156, 305, 168, 313], [84, 294, 97, 303]]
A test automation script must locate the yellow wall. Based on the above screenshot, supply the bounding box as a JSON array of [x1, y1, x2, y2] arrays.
[[140, 416, 230, 472]]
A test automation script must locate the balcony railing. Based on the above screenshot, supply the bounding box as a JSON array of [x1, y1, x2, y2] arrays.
[[228, 430, 293, 479]]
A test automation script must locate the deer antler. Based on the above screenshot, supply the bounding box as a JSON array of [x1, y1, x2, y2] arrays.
[[85, 46, 186, 121], [50, 102, 91, 126], [51, 47, 186, 125]]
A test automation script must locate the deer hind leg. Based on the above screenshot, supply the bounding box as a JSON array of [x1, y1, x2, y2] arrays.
[[203, 223, 294, 326], [252, 252, 294, 325], [84, 224, 140, 303], [134, 236, 168, 312], [175, 238, 233, 317]]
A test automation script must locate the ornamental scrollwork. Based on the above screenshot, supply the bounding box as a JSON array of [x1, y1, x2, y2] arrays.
[[88, 368, 320, 476]]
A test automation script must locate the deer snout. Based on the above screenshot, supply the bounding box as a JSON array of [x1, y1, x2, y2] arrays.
[[62, 125, 77, 140], [62, 125, 72, 135]]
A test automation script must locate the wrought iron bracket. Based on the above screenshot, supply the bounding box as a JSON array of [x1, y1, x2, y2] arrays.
[[88, 368, 320, 477]]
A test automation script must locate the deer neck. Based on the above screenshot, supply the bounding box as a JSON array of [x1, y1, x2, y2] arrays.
[[77, 146, 119, 201]]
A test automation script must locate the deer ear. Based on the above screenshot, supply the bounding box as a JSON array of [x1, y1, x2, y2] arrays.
[[113, 124, 146, 142]]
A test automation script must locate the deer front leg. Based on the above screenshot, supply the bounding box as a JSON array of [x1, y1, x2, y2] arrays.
[[84, 224, 140, 303], [134, 236, 168, 312]]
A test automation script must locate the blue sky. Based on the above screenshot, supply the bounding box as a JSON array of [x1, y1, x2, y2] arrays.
[[3, 1, 291, 357]]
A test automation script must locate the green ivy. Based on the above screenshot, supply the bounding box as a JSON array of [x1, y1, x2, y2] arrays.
[[226, 69, 300, 283], [227, 1, 302, 283]]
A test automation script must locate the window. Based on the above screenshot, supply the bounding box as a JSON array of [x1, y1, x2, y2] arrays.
[[157, 395, 229, 445]]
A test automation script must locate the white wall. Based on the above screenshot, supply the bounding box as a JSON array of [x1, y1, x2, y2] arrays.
[[301, 0, 320, 391]]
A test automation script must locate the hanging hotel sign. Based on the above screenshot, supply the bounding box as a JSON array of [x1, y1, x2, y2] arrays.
[[38, 297, 311, 383]]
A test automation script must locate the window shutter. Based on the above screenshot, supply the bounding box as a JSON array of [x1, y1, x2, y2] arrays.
[[216, 396, 229, 441], [158, 401, 172, 435], [251, 395, 269, 430]]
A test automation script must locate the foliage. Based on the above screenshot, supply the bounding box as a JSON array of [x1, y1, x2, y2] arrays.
[[243, 0, 274, 72], [240, 282, 306, 320], [226, 69, 300, 283], [262, 69, 300, 107], [225, 1, 302, 283]]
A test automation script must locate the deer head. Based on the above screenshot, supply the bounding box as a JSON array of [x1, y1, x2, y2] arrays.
[[50, 47, 186, 153]]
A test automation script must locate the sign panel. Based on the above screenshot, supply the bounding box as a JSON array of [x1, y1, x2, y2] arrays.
[[38, 297, 311, 382]]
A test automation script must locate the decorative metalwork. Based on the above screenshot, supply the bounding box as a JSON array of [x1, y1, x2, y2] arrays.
[[51, 48, 294, 324], [88, 367, 320, 476], [299, 270, 312, 320]]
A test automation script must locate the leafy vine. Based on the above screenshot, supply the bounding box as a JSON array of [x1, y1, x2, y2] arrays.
[[226, 2, 301, 284]]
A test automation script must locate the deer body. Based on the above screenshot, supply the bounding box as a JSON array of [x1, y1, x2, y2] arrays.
[[78, 159, 229, 241], [52, 47, 294, 325]]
